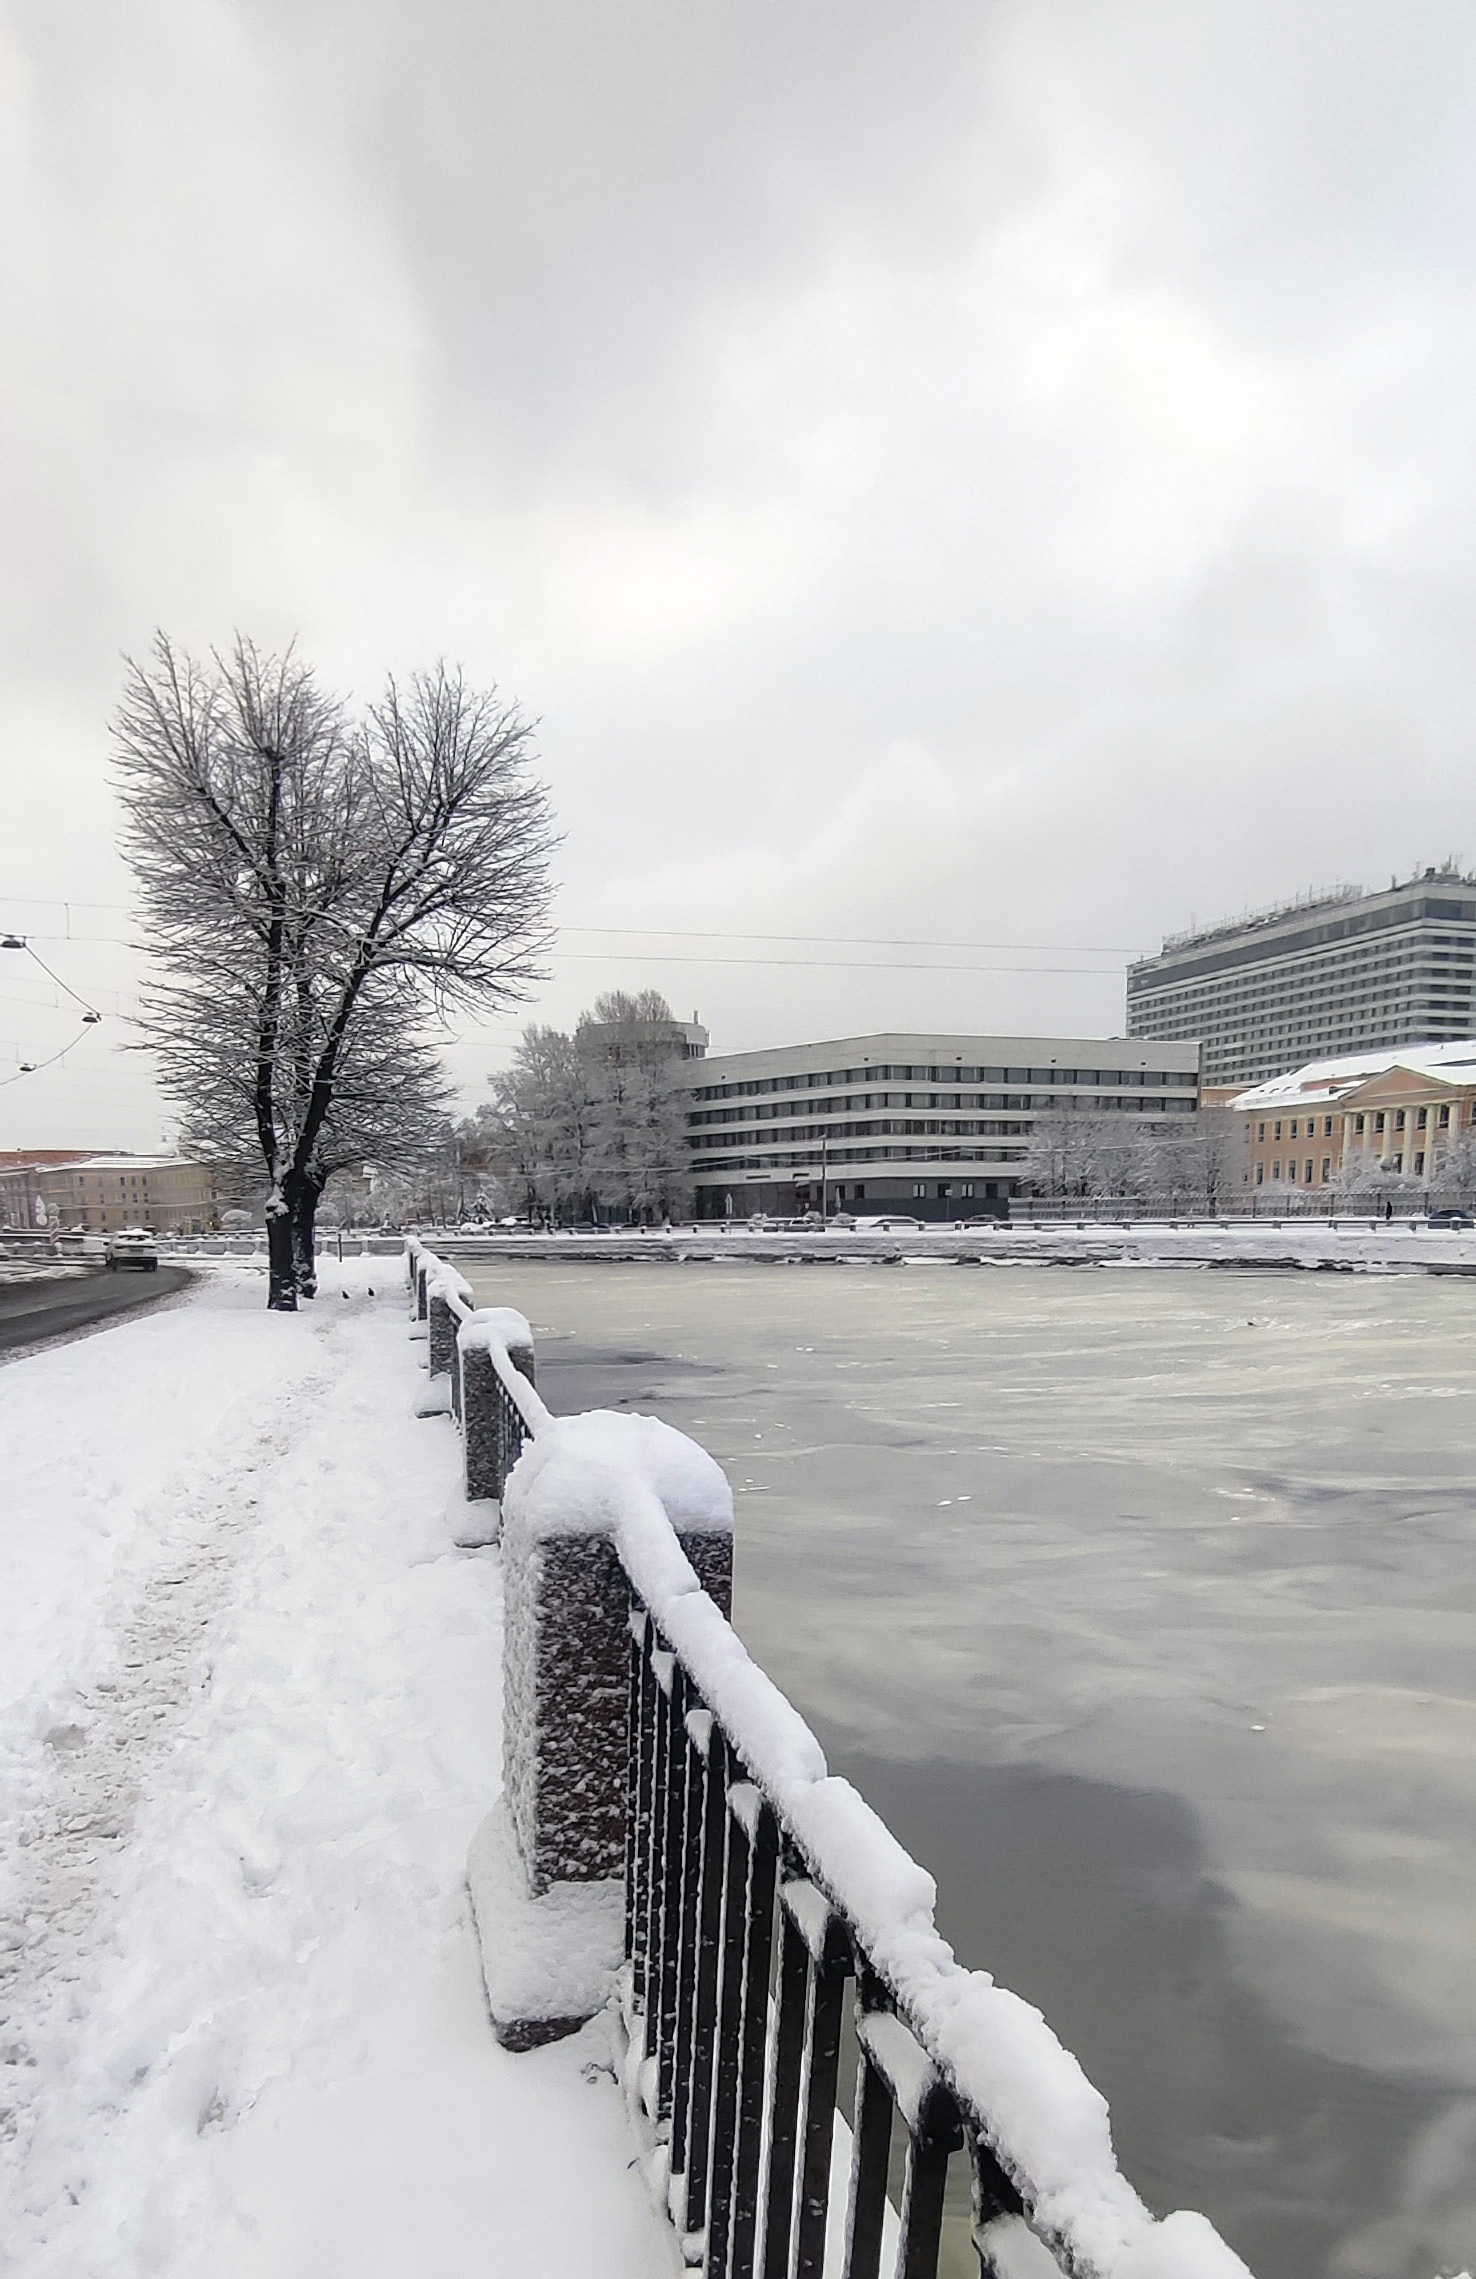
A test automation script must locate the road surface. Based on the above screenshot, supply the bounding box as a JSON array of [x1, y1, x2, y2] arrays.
[[0, 1265, 194, 1354]]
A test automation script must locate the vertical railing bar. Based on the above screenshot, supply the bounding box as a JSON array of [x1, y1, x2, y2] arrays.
[[645, 1652, 673, 2071], [792, 1930, 848, 2279], [702, 1776, 750, 2277], [624, 1602, 646, 1966], [669, 1681, 706, 2186], [727, 1800, 780, 2279], [893, 2094, 961, 2279], [631, 1617, 658, 2022], [682, 1724, 728, 2239], [967, 2126, 1027, 2279], [840, 2053, 893, 2279], [656, 1659, 689, 2115], [758, 1910, 811, 2279]]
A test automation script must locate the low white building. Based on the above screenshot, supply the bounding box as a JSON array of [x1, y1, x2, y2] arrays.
[[677, 1031, 1202, 1221]]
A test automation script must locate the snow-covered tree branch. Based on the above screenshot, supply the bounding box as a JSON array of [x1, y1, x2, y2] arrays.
[[115, 636, 555, 1308], [478, 990, 693, 1226]]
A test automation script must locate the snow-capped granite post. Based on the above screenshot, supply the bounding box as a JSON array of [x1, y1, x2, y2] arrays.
[[458, 1308, 538, 1508], [422, 1260, 474, 1376], [468, 1411, 733, 2052]]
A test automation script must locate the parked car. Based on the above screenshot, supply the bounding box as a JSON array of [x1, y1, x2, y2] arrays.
[[1427, 1207, 1474, 1229], [106, 1228, 159, 1272], [853, 1213, 924, 1233]]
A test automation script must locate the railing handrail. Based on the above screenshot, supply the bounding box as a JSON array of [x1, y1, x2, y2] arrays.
[[409, 1238, 551, 1437], [608, 1474, 1246, 2278]]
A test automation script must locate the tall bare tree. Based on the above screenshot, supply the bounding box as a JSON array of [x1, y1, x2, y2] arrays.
[[116, 636, 555, 1308], [578, 990, 693, 1222], [478, 989, 694, 1224]]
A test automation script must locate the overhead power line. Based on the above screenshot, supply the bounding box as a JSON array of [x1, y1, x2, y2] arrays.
[[0, 894, 1143, 962], [556, 926, 1143, 953], [0, 934, 105, 1087], [548, 952, 1125, 976]]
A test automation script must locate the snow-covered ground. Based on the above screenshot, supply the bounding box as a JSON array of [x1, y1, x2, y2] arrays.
[[1, 1262, 670, 2277]]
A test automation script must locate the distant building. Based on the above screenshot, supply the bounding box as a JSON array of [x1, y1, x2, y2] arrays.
[[580, 1013, 708, 1060], [678, 1031, 1201, 1221], [1229, 1040, 1476, 1192], [0, 1151, 93, 1229], [1127, 868, 1476, 1089], [0, 1153, 228, 1234]]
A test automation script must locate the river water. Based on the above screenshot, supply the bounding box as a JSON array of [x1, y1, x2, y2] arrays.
[[464, 1256, 1476, 2279]]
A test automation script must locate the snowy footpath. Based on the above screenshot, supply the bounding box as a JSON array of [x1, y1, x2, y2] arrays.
[[0, 1262, 671, 2276]]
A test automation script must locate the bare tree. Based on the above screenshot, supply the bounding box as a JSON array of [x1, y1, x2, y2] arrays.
[[478, 1024, 602, 1223], [116, 636, 555, 1308], [1145, 1107, 1241, 1213], [1332, 1148, 1424, 1213], [577, 991, 693, 1222], [478, 989, 694, 1225], [1429, 1131, 1476, 1205]]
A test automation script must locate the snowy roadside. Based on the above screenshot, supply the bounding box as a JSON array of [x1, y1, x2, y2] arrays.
[[1, 1261, 671, 2277]]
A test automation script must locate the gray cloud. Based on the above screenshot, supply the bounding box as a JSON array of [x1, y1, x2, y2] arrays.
[[4, 1, 1476, 1140]]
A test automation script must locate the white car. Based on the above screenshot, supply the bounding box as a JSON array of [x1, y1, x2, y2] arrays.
[[853, 1213, 924, 1233], [105, 1228, 159, 1272]]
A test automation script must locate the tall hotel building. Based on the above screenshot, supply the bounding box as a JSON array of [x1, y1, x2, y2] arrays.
[[678, 1032, 1201, 1221], [1127, 868, 1476, 1090]]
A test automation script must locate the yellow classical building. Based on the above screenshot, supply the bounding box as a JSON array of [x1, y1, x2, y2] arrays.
[[1231, 1042, 1476, 1192], [0, 1153, 228, 1233]]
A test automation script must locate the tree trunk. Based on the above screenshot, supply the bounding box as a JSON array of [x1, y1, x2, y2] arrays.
[[266, 1197, 297, 1311], [289, 1173, 323, 1298]]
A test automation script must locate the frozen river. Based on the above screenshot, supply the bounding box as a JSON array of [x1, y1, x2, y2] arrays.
[[465, 1256, 1476, 2279]]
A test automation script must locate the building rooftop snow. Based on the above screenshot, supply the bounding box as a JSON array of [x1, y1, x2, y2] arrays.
[[1232, 1038, 1476, 1113]]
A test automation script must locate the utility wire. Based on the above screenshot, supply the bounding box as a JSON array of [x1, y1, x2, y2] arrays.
[[0, 935, 104, 1084], [0, 897, 1143, 961], [548, 951, 1125, 976]]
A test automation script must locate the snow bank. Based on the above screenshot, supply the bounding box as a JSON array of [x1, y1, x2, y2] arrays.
[[466, 1799, 623, 2043], [2, 1263, 670, 2278]]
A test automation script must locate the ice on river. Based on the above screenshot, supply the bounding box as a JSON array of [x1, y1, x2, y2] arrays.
[[467, 1255, 1476, 2279]]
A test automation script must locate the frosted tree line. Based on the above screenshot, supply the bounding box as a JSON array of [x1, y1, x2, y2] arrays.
[[470, 989, 693, 1225], [1025, 1104, 1476, 1214], [1022, 1107, 1240, 1211]]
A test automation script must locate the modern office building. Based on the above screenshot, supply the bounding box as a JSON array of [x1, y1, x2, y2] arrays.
[[678, 1032, 1202, 1221], [1127, 868, 1476, 1089]]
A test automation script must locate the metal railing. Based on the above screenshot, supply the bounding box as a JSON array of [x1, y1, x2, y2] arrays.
[[626, 1602, 1032, 2279], [407, 1240, 1249, 2279]]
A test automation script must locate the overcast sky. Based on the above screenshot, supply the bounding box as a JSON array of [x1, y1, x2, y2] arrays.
[[5, 0, 1476, 1147]]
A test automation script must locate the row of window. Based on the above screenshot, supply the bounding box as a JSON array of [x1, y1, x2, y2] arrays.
[[1254, 1103, 1458, 1144], [688, 1092, 1195, 1127], [1130, 908, 1476, 990], [688, 1065, 1196, 1103], [1255, 1149, 1432, 1186], [692, 1145, 1031, 1172]]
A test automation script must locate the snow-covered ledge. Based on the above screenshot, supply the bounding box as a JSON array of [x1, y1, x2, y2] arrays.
[[468, 1411, 732, 2053]]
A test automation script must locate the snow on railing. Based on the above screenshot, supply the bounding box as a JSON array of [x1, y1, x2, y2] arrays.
[[404, 1242, 1253, 2279]]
